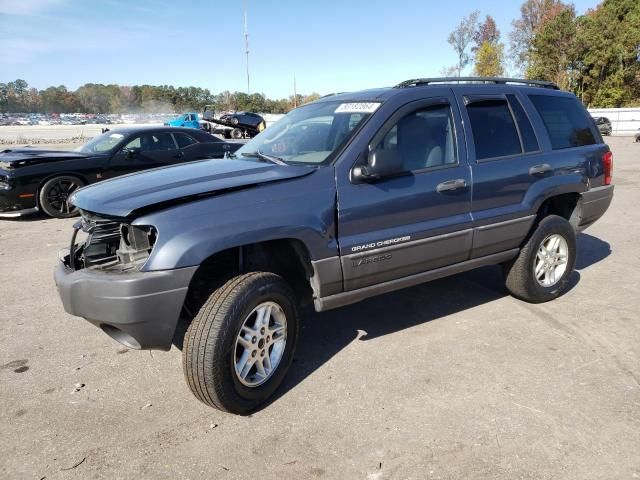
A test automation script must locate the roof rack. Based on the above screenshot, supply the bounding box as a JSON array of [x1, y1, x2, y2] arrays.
[[394, 77, 559, 90], [319, 92, 349, 98]]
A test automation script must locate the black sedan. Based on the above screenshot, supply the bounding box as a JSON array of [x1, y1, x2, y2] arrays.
[[0, 126, 242, 219]]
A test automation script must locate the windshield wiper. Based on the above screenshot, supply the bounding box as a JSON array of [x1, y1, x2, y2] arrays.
[[241, 150, 288, 166]]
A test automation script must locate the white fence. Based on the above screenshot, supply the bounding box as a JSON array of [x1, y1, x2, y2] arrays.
[[587, 108, 640, 135]]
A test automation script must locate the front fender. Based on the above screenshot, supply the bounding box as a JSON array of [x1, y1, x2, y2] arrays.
[[134, 167, 338, 271]]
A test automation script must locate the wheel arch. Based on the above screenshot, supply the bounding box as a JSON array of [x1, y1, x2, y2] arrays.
[[183, 238, 315, 316]]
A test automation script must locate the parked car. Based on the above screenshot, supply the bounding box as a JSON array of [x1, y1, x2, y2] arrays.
[[593, 116, 612, 135], [55, 77, 613, 413], [635, 128, 640, 143], [165, 113, 201, 129], [217, 111, 266, 139], [0, 127, 241, 219]]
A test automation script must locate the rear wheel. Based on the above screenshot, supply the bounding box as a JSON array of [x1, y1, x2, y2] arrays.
[[231, 128, 243, 139], [182, 272, 299, 414], [503, 215, 576, 303], [230, 117, 239, 126], [39, 175, 84, 218]]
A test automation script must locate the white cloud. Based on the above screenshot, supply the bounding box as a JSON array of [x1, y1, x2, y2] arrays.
[[0, 0, 66, 15]]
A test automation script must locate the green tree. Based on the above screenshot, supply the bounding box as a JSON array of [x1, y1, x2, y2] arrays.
[[510, 0, 567, 74], [573, 0, 640, 107], [526, 6, 577, 90]]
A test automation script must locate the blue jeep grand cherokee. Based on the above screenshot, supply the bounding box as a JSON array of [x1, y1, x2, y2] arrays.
[[55, 77, 614, 413]]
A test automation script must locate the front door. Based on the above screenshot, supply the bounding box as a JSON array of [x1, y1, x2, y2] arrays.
[[336, 96, 473, 291], [108, 131, 181, 178]]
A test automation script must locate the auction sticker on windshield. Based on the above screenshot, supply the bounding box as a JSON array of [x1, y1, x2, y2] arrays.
[[335, 102, 381, 113]]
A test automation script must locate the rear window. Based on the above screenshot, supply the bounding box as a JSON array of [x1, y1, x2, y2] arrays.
[[466, 100, 521, 160], [174, 132, 198, 148], [528, 95, 596, 149]]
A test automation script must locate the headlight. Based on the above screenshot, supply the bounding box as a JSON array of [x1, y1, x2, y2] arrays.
[[0, 174, 11, 190]]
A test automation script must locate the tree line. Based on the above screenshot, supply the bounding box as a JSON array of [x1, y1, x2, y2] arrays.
[[446, 0, 639, 107], [0, 80, 321, 114]]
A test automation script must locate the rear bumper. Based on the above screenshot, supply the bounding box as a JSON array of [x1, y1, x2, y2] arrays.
[[577, 184, 614, 231], [54, 262, 198, 350]]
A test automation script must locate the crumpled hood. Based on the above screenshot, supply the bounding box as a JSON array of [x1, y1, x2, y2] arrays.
[[70, 158, 313, 218], [0, 148, 90, 167]]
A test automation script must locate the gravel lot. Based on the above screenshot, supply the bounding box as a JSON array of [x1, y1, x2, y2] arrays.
[[1, 137, 639, 480]]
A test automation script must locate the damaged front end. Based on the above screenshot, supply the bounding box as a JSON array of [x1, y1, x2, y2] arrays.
[[55, 209, 198, 351], [64, 210, 157, 272]]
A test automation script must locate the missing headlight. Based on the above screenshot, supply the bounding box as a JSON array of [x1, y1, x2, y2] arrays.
[[67, 212, 157, 272], [117, 224, 157, 268]]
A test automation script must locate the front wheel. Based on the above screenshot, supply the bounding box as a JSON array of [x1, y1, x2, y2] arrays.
[[503, 215, 576, 303], [39, 175, 84, 218], [182, 272, 299, 413]]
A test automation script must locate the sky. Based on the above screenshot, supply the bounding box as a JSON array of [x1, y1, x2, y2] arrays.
[[0, 0, 600, 98]]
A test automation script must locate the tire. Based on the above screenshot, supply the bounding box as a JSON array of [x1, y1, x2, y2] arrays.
[[39, 175, 84, 218], [182, 272, 299, 414], [231, 128, 243, 139], [230, 117, 239, 126], [503, 215, 576, 303], [223, 130, 231, 139]]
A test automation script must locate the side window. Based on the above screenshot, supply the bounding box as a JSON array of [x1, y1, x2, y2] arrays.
[[139, 133, 177, 152], [466, 99, 521, 160], [528, 95, 596, 149], [174, 133, 198, 148], [507, 94, 539, 152], [123, 136, 141, 149], [376, 104, 457, 172]]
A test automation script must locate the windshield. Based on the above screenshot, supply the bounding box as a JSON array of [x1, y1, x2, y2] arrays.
[[76, 132, 125, 153], [234, 100, 379, 166]]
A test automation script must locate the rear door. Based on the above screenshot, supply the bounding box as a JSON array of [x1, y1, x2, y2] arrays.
[[454, 87, 601, 258], [336, 95, 473, 291], [453, 87, 546, 258], [173, 132, 226, 160]]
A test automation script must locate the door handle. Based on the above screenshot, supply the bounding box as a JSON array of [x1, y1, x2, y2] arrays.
[[437, 178, 467, 193], [529, 163, 552, 175]]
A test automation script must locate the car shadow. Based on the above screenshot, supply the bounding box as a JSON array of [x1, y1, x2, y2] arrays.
[[0, 211, 49, 222], [575, 232, 611, 270], [267, 232, 612, 411], [172, 231, 611, 413]]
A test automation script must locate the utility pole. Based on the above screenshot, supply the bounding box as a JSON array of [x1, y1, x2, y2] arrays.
[[293, 76, 297, 108], [244, 0, 250, 95]]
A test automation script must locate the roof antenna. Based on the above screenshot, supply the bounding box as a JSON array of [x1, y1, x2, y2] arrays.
[[244, 0, 250, 95]]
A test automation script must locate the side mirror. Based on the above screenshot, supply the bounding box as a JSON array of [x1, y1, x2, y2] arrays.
[[352, 149, 404, 182], [124, 147, 141, 159]]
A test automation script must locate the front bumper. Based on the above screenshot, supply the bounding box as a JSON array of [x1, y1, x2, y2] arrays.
[[0, 206, 39, 218], [577, 184, 614, 231], [54, 262, 198, 350]]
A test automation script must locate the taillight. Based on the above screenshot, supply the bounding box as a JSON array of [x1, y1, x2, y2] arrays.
[[603, 151, 613, 185]]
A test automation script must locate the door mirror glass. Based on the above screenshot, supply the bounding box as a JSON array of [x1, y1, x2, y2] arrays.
[[353, 149, 403, 182], [124, 147, 141, 158]]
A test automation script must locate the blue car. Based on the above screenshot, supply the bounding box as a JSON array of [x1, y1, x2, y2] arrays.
[[165, 113, 201, 129]]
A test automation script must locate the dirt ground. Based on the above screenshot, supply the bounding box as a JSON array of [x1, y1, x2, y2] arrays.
[[1, 137, 639, 480]]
